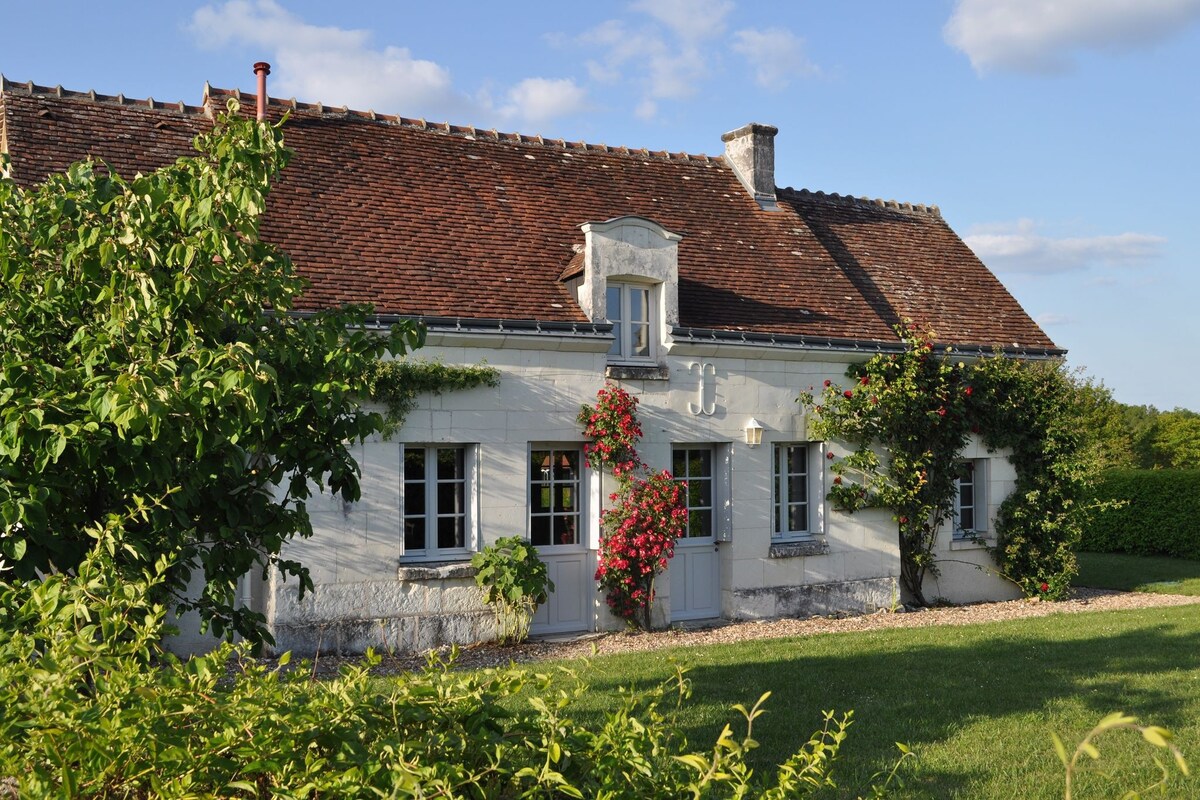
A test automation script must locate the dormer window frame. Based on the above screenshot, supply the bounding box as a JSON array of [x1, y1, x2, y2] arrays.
[[606, 278, 658, 364]]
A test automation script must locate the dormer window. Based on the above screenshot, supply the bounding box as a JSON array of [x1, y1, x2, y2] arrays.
[[567, 216, 682, 379], [607, 282, 655, 361]]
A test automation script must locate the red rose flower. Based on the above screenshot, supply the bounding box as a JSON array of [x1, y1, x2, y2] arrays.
[[833, 475, 842, 485], [826, 451, 835, 460], [1039, 582, 1049, 593], [860, 375, 870, 385], [965, 386, 973, 396], [823, 379, 832, 387], [937, 407, 947, 417], [844, 390, 854, 398]]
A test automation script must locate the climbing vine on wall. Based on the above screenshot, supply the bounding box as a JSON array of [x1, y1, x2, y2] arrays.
[[579, 384, 688, 630], [363, 359, 501, 436], [801, 324, 1100, 604]]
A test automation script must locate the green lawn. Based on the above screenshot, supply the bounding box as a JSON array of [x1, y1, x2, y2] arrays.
[[531, 605, 1200, 799], [1076, 551, 1200, 595]]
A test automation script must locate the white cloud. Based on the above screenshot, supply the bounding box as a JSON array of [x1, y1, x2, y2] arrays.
[[629, 0, 734, 41], [499, 78, 589, 125], [570, 1, 814, 119], [635, 98, 659, 120], [731, 27, 820, 90], [190, 0, 456, 113], [190, 0, 585, 128], [577, 19, 706, 106], [965, 219, 1166, 274], [945, 0, 1200, 74], [1035, 312, 1074, 326]]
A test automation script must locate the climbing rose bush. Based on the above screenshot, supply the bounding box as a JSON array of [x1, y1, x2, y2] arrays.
[[580, 384, 687, 629], [596, 471, 688, 628], [580, 384, 644, 477], [800, 324, 1098, 604]]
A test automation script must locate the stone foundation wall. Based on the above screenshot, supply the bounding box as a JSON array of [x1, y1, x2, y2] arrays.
[[269, 563, 498, 656], [730, 576, 897, 620]]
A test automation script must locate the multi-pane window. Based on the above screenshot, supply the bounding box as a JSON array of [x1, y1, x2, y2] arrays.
[[773, 444, 810, 537], [530, 448, 582, 546], [403, 446, 468, 557], [673, 447, 714, 539], [606, 282, 653, 361], [954, 460, 985, 536]]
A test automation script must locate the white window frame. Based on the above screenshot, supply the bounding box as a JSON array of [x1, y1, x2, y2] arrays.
[[772, 442, 825, 540], [399, 444, 478, 562], [606, 280, 657, 363], [953, 458, 988, 539], [673, 445, 716, 540], [529, 446, 585, 548]]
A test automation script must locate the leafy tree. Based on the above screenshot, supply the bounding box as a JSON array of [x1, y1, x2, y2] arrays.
[[1147, 409, 1200, 469], [0, 101, 423, 644], [1069, 379, 1135, 469], [1084, 400, 1200, 471]]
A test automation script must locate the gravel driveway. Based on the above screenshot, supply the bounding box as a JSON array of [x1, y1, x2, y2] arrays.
[[300, 588, 1200, 678]]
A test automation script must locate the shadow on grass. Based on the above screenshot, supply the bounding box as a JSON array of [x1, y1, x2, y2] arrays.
[[571, 609, 1200, 798]]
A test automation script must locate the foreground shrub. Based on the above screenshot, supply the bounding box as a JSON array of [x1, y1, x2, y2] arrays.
[[1081, 469, 1200, 559], [0, 539, 895, 798]]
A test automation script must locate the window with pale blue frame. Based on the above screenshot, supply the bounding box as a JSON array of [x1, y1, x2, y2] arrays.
[[606, 282, 654, 362], [954, 459, 987, 538], [673, 446, 714, 539], [529, 447, 582, 546], [773, 443, 812, 538], [402, 445, 474, 560]]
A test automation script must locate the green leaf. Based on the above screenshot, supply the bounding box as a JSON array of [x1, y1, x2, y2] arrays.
[[1141, 726, 1171, 748], [1051, 733, 1069, 767]]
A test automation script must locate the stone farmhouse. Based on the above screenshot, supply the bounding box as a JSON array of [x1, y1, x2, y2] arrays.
[[1, 67, 1062, 655]]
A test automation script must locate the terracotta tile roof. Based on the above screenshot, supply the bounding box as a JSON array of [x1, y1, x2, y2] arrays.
[[0, 78, 1059, 353]]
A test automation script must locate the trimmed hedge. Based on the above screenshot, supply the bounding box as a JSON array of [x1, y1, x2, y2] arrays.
[[1081, 469, 1200, 559]]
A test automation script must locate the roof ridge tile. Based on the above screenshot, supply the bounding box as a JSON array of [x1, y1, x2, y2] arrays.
[[779, 186, 941, 218], [4, 75, 725, 164], [201, 83, 723, 163], [1, 76, 207, 114]]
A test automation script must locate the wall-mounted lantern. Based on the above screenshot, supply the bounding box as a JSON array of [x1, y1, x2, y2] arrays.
[[745, 418, 765, 448]]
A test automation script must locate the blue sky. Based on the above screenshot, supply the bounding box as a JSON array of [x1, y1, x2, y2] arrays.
[[5, 1, 1198, 410]]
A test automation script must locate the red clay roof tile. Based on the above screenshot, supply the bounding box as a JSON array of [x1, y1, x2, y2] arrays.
[[1, 78, 1058, 352]]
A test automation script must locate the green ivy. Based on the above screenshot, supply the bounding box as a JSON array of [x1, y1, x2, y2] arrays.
[[972, 355, 1101, 599], [363, 359, 500, 435]]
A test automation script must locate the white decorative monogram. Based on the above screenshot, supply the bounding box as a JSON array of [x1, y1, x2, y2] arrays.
[[687, 361, 717, 416]]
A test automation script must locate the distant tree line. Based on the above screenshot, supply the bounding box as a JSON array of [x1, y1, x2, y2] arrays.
[[1076, 383, 1200, 470]]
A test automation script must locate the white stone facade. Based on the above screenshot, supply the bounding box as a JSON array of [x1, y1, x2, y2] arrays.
[[263, 326, 1018, 655]]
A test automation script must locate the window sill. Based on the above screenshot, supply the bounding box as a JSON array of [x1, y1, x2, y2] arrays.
[[606, 364, 670, 381], [949, 536, 991, 551], [396, 561, 477, 582], [769, 538, 829, 559]]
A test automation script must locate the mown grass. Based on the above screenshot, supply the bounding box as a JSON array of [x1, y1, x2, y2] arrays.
[[528, 605, 1200, 799], [1076, 551, 1200, 595]]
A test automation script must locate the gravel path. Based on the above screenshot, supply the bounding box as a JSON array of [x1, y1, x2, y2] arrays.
[[299, 588, 1200, 678]]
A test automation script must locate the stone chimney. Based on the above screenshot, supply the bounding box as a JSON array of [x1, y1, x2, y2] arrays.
[[721, 123, 779, 211]]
